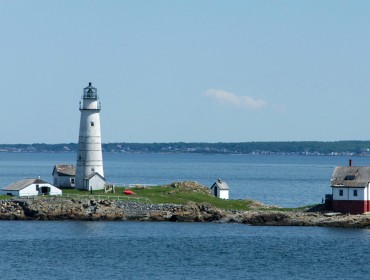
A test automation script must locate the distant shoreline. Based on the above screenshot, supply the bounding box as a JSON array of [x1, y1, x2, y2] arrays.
[[0, 140, 370, 156]]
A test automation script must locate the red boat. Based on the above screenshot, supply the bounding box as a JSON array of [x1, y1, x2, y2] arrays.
[[123, 190, 135, 195]]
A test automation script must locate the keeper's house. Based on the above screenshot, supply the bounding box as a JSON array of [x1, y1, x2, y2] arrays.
[[330, 163, 370, 214], [1, 178, 62, 197], [52, 164, 75, 188]]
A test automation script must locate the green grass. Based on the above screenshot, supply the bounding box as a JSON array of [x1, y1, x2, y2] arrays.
[[60, 185, 259, 211], [0, 185, 314, 212], [113, 186, 260, 211]]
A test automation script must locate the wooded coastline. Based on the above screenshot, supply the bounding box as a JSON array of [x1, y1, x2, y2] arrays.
[[1, 141, 370, 155]]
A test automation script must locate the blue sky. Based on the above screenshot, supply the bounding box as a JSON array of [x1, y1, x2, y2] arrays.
[[1, 0, 370, 143]]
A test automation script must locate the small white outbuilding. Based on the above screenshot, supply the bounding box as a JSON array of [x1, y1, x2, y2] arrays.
[[1, 178, 62, 197], [84, 172, 106, 191], [210, 179, 229, 199]]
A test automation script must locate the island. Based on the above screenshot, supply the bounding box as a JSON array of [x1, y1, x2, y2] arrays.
[[1, 181, 370, 228]]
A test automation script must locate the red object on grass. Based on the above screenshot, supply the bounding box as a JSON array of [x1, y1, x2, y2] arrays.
[[123, 190, 135, 195]]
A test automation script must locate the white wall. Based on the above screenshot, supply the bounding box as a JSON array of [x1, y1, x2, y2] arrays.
[[76, 106, 104, 190], [219, 189, 229, 200], [19, 184, 39, 196], [2, 183, 62, 197], [48, 184, 63, 195], [332, 187, 366, 200], [54, 175, 75, 188], [86, 175, 105, 190]]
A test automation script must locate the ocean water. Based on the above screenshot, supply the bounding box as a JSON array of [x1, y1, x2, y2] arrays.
[[1, 221, 370, 280], [0, 152, 368, 207], [1, 153, 370, 279]]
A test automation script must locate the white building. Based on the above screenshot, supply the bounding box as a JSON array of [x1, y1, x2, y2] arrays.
[[75, 82, 105, 190], [52, 164, 75, 188], [84, 172, 106, 192], [210, 179, 229, 199], [2, 178, 62, 197], [330, 165, 370, 214]]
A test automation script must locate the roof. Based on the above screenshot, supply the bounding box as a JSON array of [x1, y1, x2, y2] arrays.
[[53, 164, 75, 176], [84, 172, 105, 181], [211, 179, 229, 190], [2, 178, 50, 191], [331, 166, 370, 188]]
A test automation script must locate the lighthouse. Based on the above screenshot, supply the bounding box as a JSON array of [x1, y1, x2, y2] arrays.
[[75, 82, 105, 190]]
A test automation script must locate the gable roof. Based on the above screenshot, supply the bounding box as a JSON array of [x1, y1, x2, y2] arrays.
[[53, 164, 75, 176], [84, 172, 105, 181], [331, 166, 370, 188], [2, 178, 50, 191], [211, 179, 229, 190]]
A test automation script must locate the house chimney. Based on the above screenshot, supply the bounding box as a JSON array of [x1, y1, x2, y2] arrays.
[[349, 159, 352, 167]]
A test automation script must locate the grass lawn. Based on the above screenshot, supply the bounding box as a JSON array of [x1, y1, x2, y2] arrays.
[[1, 185, 312, 212], [61, 185, 271, 211]]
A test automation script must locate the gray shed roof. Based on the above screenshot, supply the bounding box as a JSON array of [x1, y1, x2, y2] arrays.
[[331, 166, 370, 188], [2, 178, 50, 191], [211, 179, 229, 190], [84, 172, 105, 181], [53, 164, 75, 176]]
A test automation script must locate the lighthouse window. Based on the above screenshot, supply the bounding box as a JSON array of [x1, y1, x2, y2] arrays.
[[339, 190, 343, 196], [91, 168, 95, 172], [90, 121, 95, 127], [354, 190, 358, 197]]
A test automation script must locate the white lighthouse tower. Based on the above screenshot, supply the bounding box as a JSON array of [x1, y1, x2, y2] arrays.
[[75, 82, 105, 190]]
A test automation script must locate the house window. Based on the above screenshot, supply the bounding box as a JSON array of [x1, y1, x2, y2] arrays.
[[345, 175, 356, 180], [36, 185, 39, 191], [339, 189, 343, 196], [70, 178, 75, 184], [354, 190, 358, 197]]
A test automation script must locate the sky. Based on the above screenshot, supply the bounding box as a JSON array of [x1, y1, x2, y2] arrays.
[[1, 0, 370, 144]]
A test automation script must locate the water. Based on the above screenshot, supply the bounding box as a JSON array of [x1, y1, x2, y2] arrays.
[[0, 221, 370, 279], [0, 152, 368, 207], [1, 153, 370, 279]]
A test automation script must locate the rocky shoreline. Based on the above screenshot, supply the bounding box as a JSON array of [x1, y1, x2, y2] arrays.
[[1, 197, 370, 228]]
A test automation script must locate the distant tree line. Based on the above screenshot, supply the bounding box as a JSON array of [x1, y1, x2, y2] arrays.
[[1, 141, 370, 155]]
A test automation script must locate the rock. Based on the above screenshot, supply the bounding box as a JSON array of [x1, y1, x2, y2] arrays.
[[1, 197, 370, 228], [167, 181, 211, 195]]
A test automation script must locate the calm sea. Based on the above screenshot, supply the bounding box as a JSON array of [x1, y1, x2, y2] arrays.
[[1, 221, 370, 279], [1, 153, 370, 279]]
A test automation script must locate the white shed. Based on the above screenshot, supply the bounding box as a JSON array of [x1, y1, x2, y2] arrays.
[[84, 172, 106, 191], [2, 178, 62, 197], [52, 164, 75, 188], [210, 179, 229, 199]]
